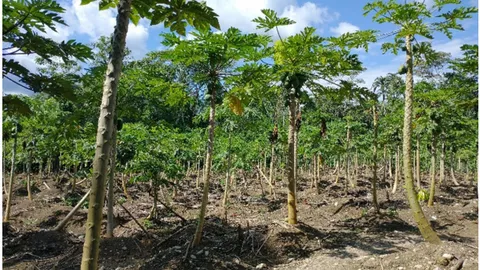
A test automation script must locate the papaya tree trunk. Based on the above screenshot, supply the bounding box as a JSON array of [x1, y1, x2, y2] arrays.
[[106, 127, 117, 238], [392, 145, 399, 194], [403, 34, 441, 244], [287, 93, 297, 224], [354, 150, 358, 186], [428, 135, 436, 207], [193, 82, 216, 246], [196, 157, 201, 189], [346, 127, 352, 188], [416, 136, 421, 189], [148, 182, 158, 220], [335, 158, 340, 184], [315, 154, 323, 185], [269, 143, 275, 195], [450, 153, 460, 186], [372, 104, 379, 213], [81, 0, 132, 267], [202, 144, 208, 184], [222, 132, 232, 219], [439, 139, 445, 186], [311, 155, 317, 189], [388, 154, 393, 178], [4, 130, 18, 222], [27, 148, 33, 201], [383, 145, 387, 183]]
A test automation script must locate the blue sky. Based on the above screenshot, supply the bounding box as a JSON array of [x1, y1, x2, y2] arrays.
[[3, 0, 479, 95]]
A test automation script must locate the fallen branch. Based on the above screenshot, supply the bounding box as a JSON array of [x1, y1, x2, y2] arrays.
[[76, 178, 88, 186], [43, 181, 51, 190], [255, 228, 273, 255], [256, 166, 276, 199], [158, 199, 187, 223], [155, 224, 193, 249], [332, 198, 354, 216], [54, 189, 90, 231], [118, 203, 158, 239]]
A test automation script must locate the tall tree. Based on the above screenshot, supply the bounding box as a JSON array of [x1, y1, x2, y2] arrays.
[[78, 0, 220, 267], [254, 9, 376, 224], [364, 0, 476, 244], [161, 27, 268, 245]]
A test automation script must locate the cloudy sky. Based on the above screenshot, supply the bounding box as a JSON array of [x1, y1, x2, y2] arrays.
[[3, 0, 478, 96]]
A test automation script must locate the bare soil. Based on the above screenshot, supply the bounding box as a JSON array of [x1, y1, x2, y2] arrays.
[[2, 169, 478, 270]]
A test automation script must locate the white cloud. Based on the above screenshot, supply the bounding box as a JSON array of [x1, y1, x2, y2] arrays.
[[433, 38, 476, 58], [330, 22, 360, 36], [125, 23, 149, 59], [205, 0, 293, 33], [359, 55, 404, 89], [205, 0, 338, 38], [276, 2, 338, 37]]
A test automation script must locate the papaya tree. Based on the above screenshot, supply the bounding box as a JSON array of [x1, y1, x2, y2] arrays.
[[78, 0, 219, 266], [253, 9, 377, 224], [364, 0, 477, 244], [161, 27, 269, 246], [3, 0, 92, 113]]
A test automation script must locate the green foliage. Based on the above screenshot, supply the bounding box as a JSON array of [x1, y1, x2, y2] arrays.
[[81, 0, 220, 34], [364, 0, 477, 55], [417, 189, 430, 202], [3, 0, 93, 114], [252, 9, 296, 32]]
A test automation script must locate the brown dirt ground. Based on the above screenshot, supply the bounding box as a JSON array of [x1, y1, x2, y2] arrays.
[[2, 168, 478, 270]]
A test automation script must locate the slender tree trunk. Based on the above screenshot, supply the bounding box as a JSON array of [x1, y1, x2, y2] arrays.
[[354, 150, 358, 186], [450, 154, 460, 186], [346, 127, 352, 188], [196, 157, 201, 189], [416, 137, 421, 189], [403, 34, 441, 244], [293, 102, 299, 185], [335, 158, 340, 184], [71, 163, 78, 193], [392, 146, 399, 194], [193, 83, 216, 246], [383, 145, 387, 184], [311, 155, 317, 189], [222, 132, 232, 220], [106, 127, 117, 238], [287, 93, 297, 224], [317, 155, 321, 184], [439, 140, 445, 186], [388, 154, 393, 178], [148, 183, 158, 219], [372, 105, 379, 213], [121, 172, 132, 201], [428, 135, 437, 207], [263, 151, 267, 173], [202, 144, 208, 184], [81, 0, 132, 267], [27, 148, 33, 201], [269, 143, 275, 195], [4, 131, 18, 222]]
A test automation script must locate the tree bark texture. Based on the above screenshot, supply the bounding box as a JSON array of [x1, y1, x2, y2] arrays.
[[402, 34, 441, 244], [287, 93, 297, 224], [81, 0, 132, 268]]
